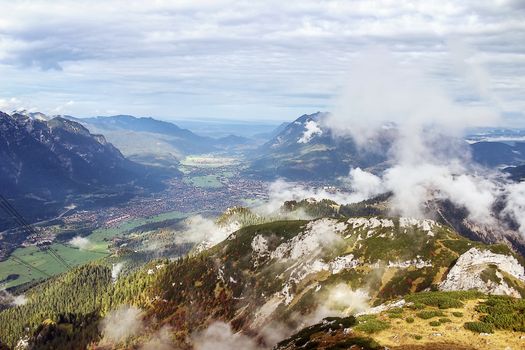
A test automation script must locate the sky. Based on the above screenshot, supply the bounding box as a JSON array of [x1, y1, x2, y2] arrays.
[[0, 0, 524, 124]]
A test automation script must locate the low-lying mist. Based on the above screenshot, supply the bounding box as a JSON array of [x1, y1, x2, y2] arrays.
[[265, 46, 525, 240]]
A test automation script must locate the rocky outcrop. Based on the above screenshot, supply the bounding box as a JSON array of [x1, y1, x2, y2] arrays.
[[439, 247, 525, 297]]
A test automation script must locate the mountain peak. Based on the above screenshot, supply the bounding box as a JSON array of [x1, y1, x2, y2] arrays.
[[11, 109, 51, 121], [47, 116, 92, 137]]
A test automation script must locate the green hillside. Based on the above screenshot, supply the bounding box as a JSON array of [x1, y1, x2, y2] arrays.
[[1, 213, 524, 349]]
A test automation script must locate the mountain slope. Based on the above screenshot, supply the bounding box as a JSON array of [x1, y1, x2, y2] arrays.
[[67, 115, 223, 165], [470, 141, 525, 167], [1, 211, 523, 349], [0, 111, 172, 230], [246, 112, 394, 180], [276, 291, 525, 350]]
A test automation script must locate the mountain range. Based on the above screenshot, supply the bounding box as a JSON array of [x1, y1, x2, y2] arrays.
[[2, 109, 525, 349], [247, 112, 525, 181], [68, 115, 255, 166], [0, 111, 172, 230]]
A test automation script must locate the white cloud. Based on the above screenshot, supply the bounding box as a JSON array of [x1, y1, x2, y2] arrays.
[[139, 326, 174, 350], [503, 182, 525, 236], [100, 305, 143, 344], [0, 97, 23, 111], [0, 1, 522, 122], [193, 322, 264, 350], [69, 236, 93, 250], [344, 168, 385, 199], [262, 168, 384, 215], [111, 262, 124, 282], [52, 100, 75, 113], [262, 179, 352, 214], [315, 47, 507, 227], [303, 284, 369, 326], [383, 164, 498, 223], [326, 47, 500, 148], [298, 120, 322, 143], [0, 290, 27, 306], [174, 215, 239, 248]]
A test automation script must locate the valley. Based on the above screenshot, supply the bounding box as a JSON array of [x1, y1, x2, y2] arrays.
[[0, 153, 272, 290]]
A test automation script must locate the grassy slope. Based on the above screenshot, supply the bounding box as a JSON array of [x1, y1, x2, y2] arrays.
[[277, 292, 525, 350], [124, 218, 525, 344], [1, 217, 524, 349]]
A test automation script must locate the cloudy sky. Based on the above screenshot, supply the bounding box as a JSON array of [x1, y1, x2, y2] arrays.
[[0, 0, 524, 124]]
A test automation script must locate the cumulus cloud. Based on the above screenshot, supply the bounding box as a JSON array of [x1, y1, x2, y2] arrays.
[[69, 236, 93, 250], [100, 305, 143, 344], [174, 215, 239, 248], [298, 120, 323, 143], [140, 326, 174, 350], [193, 322, 264, 350], [0, 1, 523, 121], [111, 262, 124, 282]]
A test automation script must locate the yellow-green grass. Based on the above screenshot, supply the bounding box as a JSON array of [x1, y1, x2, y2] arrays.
[[364, 298, 525, 350], [0, 244, 107, 289]]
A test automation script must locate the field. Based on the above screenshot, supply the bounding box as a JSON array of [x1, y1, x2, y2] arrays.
[[0, 210, 187, 289], [0, 244, 106, 289], [180, 154, 238, 168], [183, 175, 223, 188]]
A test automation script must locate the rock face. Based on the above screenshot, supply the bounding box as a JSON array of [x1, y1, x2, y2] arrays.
[[439, 247, 525, 297]]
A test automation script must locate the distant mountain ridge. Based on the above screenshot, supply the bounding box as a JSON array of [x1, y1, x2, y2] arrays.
[[470, 141, 525, 167], [66, 115, 254, 165], [68, 114, 216, 154]]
